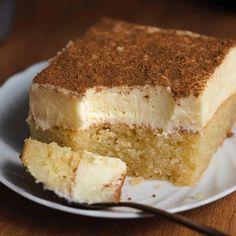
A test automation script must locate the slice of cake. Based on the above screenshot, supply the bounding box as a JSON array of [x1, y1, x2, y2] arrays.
[[21, 138, 127, 204], [27, 18, 236, 185]]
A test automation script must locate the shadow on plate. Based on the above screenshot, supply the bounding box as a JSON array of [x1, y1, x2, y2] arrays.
[[0, 91, 30, 152], [1, 161, 65, 204]]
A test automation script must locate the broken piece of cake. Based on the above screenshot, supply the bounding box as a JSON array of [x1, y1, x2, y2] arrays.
[[27, 18, 236, 186], [21, 139, 127, 204]]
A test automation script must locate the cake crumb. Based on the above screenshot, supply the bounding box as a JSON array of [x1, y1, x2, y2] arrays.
[[143, 54, 149, 61], [92, 54, 98, 60], [154, 184, 161, 189], [226, 131, 234, 138], [116, 46, 125, 52], [190, 192, 205, 201], [129, 177, 144, 185]]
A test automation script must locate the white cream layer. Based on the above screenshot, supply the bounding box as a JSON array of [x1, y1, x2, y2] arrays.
[[72, 152, 126, 204], [29, 47, 236, 133]]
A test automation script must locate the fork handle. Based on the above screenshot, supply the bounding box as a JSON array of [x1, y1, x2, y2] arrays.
[[93, 202, 227, 236]]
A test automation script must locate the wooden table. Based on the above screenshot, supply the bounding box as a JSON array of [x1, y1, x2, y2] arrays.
[[0, 0, 236, 235]]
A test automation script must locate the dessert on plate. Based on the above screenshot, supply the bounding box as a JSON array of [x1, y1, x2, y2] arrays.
[[26, 18, 236, 186], [22, 138, 127, 204]]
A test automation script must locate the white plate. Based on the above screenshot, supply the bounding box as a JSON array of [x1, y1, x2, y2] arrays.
[[0, 62, 236, 219]]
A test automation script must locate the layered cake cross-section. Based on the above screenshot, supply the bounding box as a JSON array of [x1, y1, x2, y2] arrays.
[[22, 138, 127, 203], [27, 19, 236, 186]]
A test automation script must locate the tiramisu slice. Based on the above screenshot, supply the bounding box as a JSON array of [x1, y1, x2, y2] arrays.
[[28, 19, 236, 185], [22, 139, 127, 204]]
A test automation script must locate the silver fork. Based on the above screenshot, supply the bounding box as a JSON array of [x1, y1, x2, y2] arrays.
[[62, 201, 227, 236]]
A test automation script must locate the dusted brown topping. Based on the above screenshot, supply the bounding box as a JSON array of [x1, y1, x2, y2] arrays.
[[34, 18, 235, 98]]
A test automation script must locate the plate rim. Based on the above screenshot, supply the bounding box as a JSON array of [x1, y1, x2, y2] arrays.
[[1, 174, 236, 219]]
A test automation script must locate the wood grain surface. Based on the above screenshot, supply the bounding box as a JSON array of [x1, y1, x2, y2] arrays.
[[0, 0, 236, 235]]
